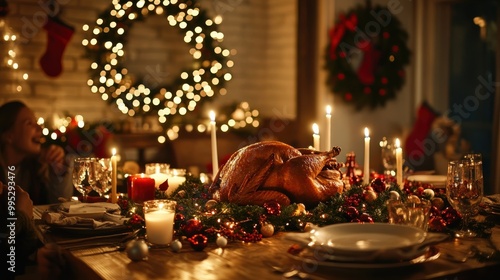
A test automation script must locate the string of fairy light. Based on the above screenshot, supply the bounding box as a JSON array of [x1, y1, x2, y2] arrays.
[[81, 0, 236, 140], [0, 18, 29, 92]]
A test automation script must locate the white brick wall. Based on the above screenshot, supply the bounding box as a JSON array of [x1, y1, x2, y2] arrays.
[[1, 0, 297, 122]]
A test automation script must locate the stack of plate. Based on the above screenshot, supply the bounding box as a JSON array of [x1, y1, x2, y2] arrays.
[[285, 223, 448, 269]]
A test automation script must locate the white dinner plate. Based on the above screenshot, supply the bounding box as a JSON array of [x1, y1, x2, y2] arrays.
[[287, 246, 440, 269], [406, 175, 447, 188], [285, 223, 447, 262]]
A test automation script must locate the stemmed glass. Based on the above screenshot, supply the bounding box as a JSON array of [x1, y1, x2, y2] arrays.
[[446, 154, 484, 238], [72, 158, 96, 202], [380, 137, 397, 176], [89, 158, 113, 197]]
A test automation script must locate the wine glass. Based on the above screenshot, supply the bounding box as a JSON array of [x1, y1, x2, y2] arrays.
[[72, 157, 96, 202], [446, 156, 484, 238], [89, 158, 113, 197], [380, 137, 397, 176]]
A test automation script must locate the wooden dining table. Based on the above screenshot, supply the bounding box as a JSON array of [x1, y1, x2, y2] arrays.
[[34, 203, 500, 280], [33, 205, 500, 280]]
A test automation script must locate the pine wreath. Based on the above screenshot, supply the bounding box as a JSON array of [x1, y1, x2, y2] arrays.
[[325, 4, 410, 110], [83, 0, 232, 125]]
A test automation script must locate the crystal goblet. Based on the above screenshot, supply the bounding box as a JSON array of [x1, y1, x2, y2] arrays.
[[72, 157, 97, 202], [446, 157, 484, 238]]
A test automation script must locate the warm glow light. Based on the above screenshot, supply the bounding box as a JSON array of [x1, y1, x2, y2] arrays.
[[395, 138, 401, 148], [326, 105, 332, 116], [112, 148, 117, 156], [312, 123, 319, 135], [209, 110, 216, 122], [364, 127, 370, 138]]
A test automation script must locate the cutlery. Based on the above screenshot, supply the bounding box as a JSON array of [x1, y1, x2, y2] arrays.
[[60, 228, 142, 250], [267, 261, 326, 280]]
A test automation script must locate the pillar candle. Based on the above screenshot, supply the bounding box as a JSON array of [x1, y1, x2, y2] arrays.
[[127, 174, 156, 203], [144, 208, 175, 245], [325, 105, 332, 150], [363, 128, 370, 184], [312, 123, 320, 150], [395, 138, 403, 188], [111, 148, 117, 203], [209, 111, 219, 176]]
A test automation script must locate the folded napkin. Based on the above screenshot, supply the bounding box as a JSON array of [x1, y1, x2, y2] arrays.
[[42, 212, 129, 229], [58, 201, 121, 214]]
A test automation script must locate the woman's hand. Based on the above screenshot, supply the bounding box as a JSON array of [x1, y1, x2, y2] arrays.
[[39, 144, 66, 174]]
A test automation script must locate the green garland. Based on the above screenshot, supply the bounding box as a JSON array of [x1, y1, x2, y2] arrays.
[[325, 4, 410, 110], [118, 175, 494, 245]]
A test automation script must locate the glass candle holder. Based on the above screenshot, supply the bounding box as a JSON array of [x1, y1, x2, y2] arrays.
[[145, 163, 170, 188], [143, 199, 177, 246], [166, 168, 186, 196]]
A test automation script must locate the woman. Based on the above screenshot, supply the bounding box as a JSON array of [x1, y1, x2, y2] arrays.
[[0, 101, 73, 204]]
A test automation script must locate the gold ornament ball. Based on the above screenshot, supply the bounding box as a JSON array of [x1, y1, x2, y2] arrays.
[[407, 195, 421, 204], [216, 236, 228, 248], [431, 197, 445, 210], [261, 223, 275, 237], [205, 199, 218, 211]]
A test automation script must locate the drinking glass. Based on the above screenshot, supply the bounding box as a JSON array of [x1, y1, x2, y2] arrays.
[[446, 157, 484, 238], [89, 158, 113, 197], [380, 137, 397, 176], [72, 158, 96, 202]]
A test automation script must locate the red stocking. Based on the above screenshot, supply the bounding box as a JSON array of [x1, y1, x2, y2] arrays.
[[39, 17, 75, 77]]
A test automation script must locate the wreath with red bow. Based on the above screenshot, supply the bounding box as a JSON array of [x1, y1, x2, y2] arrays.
[[325, 4, 410, 110]]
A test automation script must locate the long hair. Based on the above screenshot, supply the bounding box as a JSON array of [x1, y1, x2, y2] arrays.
[[0, 100, 28, 145], [0, 101, 50, 204]]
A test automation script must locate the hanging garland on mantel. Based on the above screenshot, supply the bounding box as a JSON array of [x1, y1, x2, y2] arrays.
[[324, 3, 410, 110], [83, 0, 233, 126]]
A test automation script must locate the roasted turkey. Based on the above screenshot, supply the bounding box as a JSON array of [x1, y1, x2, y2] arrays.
[[209, 140, 344, 207]]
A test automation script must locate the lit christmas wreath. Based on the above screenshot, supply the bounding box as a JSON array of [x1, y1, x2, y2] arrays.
[[83, 0, 233, 124], [325, 4, 410, 110]]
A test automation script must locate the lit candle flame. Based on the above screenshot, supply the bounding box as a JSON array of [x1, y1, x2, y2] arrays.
[[395, 138, 401, 148], [209, 110, 216, 122], [112, 147, 117, 156], [312, 123, 319, 135], [364, 127, 370, 138], [326, 105, 332, 116]]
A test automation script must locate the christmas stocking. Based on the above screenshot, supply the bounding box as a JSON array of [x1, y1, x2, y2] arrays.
[[39, 17, 75, 77]]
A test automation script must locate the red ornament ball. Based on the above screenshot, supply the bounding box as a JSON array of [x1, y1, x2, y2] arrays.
[[188, 234, 208, 251], [370, 178, 386, 193], [263, 201, 281, 216], [345, 206, 359, 220], [182, 219, 203, 237], [359, 213, 374, 223], [428, 216, 447, 232], [441, 207, 461, 227]]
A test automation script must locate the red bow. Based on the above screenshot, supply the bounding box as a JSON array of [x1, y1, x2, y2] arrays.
[[329, 13, 358, 59]]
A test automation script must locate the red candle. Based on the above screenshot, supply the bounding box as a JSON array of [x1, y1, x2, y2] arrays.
[[127, 174, 155, 203]]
